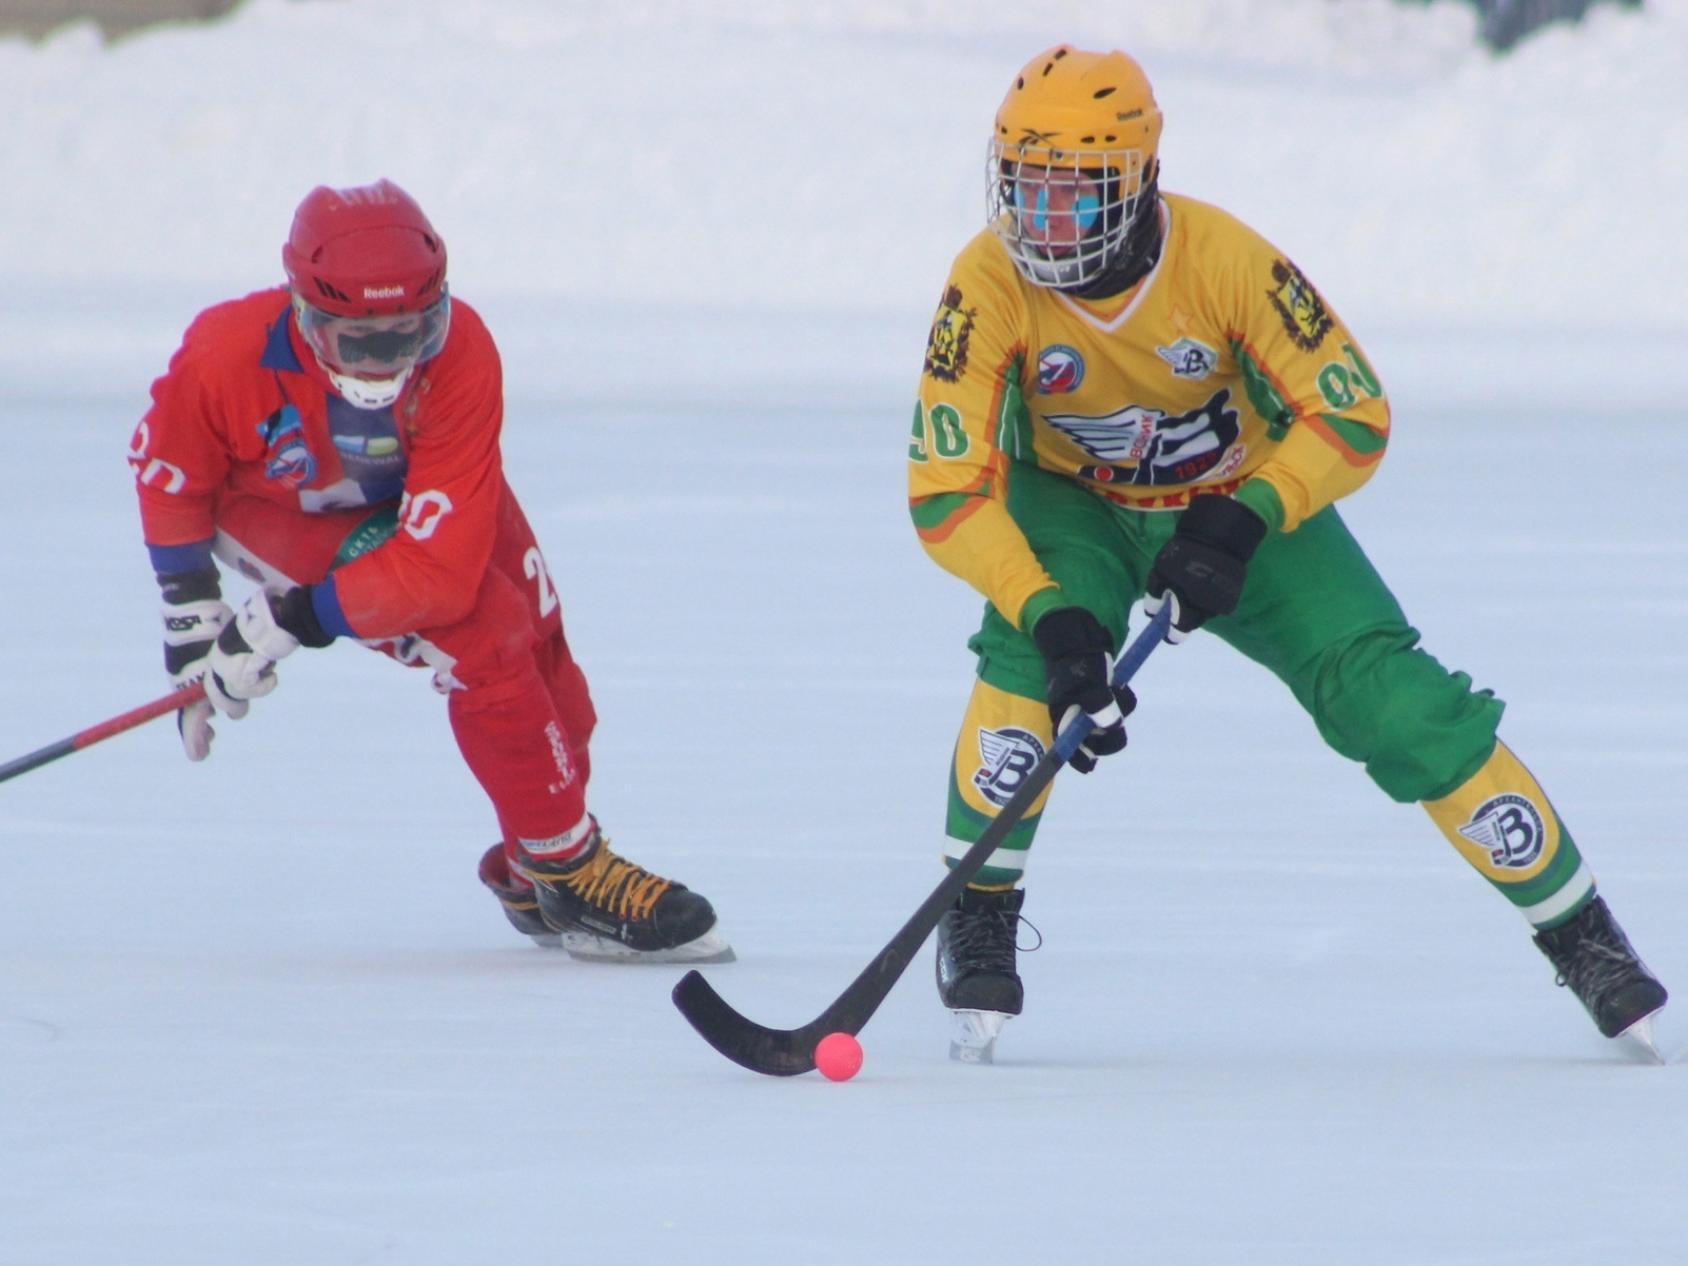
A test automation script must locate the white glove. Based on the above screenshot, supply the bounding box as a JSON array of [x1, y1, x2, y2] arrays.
[[205, 591, 301, 716], [161, 590, 237, 760]]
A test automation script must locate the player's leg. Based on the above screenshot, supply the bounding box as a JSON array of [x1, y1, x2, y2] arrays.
[[455, 489, 597, 941], [938, 464, 1141, 1028], [215, 492, 574, 940], [485, 483, 598, 773], [1198, 505, 1664, 1037], [1422, 743, 1666, 1037], [217, 488, 725, 959], [450, 483, 726, 960]]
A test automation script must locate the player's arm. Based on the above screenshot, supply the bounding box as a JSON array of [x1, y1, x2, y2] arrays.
[[1146, 225, 1391, 642], [130, 328, 235, 577], [1219, 233, 1391, 534], [130, 325, 247, 757], [908, 263, 1064, 633]]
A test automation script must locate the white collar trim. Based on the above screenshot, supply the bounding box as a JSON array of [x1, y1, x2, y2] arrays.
[[1052, 198, 1170, 334]]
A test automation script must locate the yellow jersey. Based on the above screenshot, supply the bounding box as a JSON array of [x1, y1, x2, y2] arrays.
[[909, 192, 1390, 631]]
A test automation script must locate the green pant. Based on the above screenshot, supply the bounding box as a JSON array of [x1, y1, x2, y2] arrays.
[[970, 464, 1504, 805]]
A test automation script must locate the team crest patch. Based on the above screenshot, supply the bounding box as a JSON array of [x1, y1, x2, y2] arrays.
[[1036, 344, 1085, 394], [1457, 794, 1547, 869], [973, 726, 1046, 808], [1267, 258, 1333, 352], [258, 404, 316, 488], [924, 284, 976, 383], [1155, 337, 1218, 380]]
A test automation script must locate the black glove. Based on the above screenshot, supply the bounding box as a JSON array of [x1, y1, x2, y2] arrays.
[[1144, 494, 1268, 643], [1031, 606, 1136, 774]]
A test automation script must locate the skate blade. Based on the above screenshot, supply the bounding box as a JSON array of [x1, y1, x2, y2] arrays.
[[1617, 1010, 1666, 1064], [526, 932, 564, 950], [949, 1009, 1012, 1064], [559, 926, 736, 965]]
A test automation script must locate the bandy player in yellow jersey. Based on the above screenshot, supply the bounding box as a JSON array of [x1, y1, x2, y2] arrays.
[[909, 45, 1667, 1060]]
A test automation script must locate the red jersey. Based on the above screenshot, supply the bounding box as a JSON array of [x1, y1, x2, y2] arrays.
[[130, 287, 506, 640]]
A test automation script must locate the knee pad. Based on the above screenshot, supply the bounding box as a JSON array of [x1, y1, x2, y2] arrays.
[[1310, 627, 1504, 803]]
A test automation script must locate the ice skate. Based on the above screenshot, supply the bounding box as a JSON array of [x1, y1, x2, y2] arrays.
[[516, 829, 734, 964], [937, 886, 1026, 1063], [1533, 896, 1667, 1048], [478, 843, 561, 948]]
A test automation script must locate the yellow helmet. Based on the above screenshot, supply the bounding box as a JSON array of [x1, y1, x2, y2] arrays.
[[988, 46, 1164, 291]]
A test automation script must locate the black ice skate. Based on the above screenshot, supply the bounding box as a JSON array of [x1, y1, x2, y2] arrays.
[[478, 843, 561, 948], [516, 831, 734, 964], [1533, 896, 1667, 1048], [936, 886, 1027, 1064]]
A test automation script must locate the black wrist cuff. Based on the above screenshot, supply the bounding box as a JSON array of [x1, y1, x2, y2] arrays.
[[157, 567, 222, 606], [1032, 606, 1111, 660], [1177, 495, 1268, 562], [274, 585, 335, 649]]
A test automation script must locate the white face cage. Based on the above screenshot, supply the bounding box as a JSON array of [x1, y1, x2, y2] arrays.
[[987, 140, 1149, 289]]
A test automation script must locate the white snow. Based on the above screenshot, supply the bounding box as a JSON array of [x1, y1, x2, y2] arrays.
[[2, 3, 1686, 1263]]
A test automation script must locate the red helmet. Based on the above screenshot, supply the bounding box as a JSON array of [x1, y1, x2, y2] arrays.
[[282, 179, 446, 317], [282, 180, 450, 408]]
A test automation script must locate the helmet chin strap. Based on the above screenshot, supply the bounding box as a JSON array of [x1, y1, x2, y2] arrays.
[[321, 359, 412, 410]]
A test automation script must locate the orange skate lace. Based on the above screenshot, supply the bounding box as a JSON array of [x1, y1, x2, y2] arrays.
[[557, 841, 671, 922]]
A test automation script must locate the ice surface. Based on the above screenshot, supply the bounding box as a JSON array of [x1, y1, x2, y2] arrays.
[[2, 3, 1686, 1263]]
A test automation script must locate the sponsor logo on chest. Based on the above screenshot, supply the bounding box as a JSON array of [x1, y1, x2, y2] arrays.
[[1044, 388, 1243, 487]]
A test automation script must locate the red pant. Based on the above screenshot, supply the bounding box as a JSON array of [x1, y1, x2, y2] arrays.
[[213, 481, 598, 847]]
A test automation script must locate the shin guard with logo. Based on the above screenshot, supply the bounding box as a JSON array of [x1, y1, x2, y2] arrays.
[[1423, 739, 1594, 928], [943, 678, 1058, 889]]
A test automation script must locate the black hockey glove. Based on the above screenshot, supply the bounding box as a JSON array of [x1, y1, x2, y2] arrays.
[[1031, 606, 1136, 775], [1144, 494, 1268, 644], [158, 567, 232, 761], [204, 586, 334, 718]]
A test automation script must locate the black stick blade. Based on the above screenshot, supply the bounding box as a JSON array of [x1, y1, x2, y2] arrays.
[[672, 970, 831, 1076]]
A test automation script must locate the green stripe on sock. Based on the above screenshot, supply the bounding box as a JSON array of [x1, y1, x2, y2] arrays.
[[1488, 814, 1586, 910]]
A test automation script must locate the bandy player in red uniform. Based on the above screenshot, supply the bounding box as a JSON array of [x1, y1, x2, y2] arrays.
[[129, 179, 731, 962]]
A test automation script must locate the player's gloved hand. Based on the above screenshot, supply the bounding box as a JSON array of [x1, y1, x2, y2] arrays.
[[159, 568, 236, 760], [205, 587, 331, 716], [1032, 606, 1136, 774], [1144, 494, 1268, 643]]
